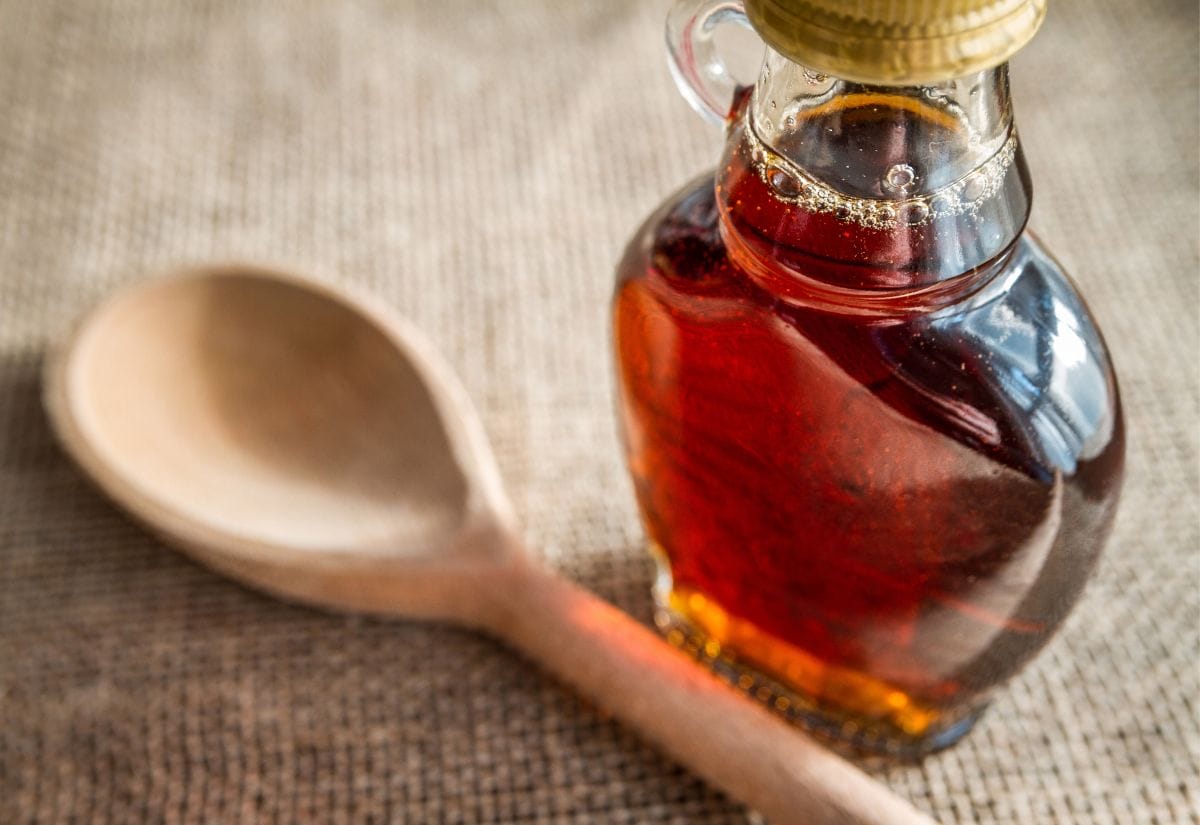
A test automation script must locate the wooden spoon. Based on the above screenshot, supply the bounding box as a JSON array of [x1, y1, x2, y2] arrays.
[[44, 264, 936, 825]]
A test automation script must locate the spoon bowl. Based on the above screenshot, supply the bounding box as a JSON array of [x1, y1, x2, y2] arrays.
[[45, 264, 937, 825], [45, 266, 515, 620]]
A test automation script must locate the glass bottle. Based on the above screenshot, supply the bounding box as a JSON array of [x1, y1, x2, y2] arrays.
[[613, 0, 1124, 758]]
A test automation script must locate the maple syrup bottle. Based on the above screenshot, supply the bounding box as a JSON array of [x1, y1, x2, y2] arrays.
[[614, 0, 1124, 758]]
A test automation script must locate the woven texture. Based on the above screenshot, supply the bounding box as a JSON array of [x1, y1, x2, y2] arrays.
[[1, 0, 1196, 822]]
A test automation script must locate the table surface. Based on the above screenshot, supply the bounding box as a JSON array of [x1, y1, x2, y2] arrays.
[[1, 1, 1196, 822]]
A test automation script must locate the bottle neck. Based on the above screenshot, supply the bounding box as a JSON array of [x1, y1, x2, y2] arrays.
[[751, 52, 1018, 201], [717, 51, 1032, 309]]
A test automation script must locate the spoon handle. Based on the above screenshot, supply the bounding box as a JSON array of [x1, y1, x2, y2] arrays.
[[493, 557, 939, 825]]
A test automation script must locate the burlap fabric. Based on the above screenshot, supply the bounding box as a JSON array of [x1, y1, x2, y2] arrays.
[[1, 0, 1196, 822]]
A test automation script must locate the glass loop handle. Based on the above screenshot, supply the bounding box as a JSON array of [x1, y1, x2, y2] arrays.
[[666, 0, 755, 126]]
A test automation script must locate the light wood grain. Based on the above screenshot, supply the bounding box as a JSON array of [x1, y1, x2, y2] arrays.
[[44, 265, 938, 825]]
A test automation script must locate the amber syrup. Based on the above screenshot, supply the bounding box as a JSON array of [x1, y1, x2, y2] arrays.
[[613, 98, 1123, 757]]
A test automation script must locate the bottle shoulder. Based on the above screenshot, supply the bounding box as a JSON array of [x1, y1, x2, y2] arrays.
[[615, 175, 1123, 485], [927, 233, 1123, 477]]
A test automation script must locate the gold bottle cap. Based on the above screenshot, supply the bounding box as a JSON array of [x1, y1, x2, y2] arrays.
[[744, 0, 1047, 85]]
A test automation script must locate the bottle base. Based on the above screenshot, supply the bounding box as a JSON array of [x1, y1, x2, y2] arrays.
[[650, 548, 988, 761]]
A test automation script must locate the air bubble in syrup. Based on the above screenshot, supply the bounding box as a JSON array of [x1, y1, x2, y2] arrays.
[[766, 164, 803, 199], [883, 164, 917, 194], [900, 201, 931, 225], [931, 193, 957, 215], [963, 173, 989, 203]]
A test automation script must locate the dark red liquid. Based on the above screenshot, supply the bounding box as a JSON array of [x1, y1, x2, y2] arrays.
[[613, 111, 1123, 754]]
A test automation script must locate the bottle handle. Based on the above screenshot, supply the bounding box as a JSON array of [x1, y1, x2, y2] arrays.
[[666, 0, 756, 126]]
